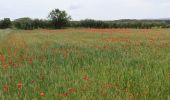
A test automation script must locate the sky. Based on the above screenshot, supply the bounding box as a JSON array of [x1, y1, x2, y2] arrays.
[[0, 0, 170, 20]]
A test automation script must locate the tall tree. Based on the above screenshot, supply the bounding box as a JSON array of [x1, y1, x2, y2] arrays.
[[48, 9, 71, 29]]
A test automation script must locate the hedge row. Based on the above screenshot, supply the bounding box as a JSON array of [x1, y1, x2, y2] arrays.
[[71, 19, 168, 29], [1, 18, 170, 30]]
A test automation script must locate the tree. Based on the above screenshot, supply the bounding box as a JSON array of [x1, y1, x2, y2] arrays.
[[32, 19, 51, 29], [14, 18, 34, 30], [0, 18, 11, 29], [48, 9, 71, 29]]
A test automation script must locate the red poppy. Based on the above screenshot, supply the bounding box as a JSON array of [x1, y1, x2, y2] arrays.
[[40, 92, 45, 96], [18, 87, 22, 90], [63, 92, 69, 97], [68, 88, 76, 93], [4, 86, 8, 89], [82, 75, 89, 81], [17, 83, 23, 87]]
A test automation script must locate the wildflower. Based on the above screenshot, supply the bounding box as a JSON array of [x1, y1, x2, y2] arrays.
[[4, 86, 8, 89], [63, 92, 69, 97], [18, 87, 22, 90], [82, 75, 89, 81], [17, 83, 23, 87], [40, 92, 45, 96], [68, 88, 76, 94], [9, 60, 17, 67], [28, 58, 33, 65]]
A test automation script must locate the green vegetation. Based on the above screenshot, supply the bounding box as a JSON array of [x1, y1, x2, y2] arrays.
[[0, 18, 11, 29], [71, 19, 167, 29], [48, 9, 71, 29], [12, 9, 71, 30], [0, 29, 170, 99], [9, 18, 170, 30], [1, 8, 170, 30]]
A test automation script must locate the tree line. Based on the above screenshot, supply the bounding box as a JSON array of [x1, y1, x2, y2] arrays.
[[0, 9, 170, 30], [71, 19, 169, 29]]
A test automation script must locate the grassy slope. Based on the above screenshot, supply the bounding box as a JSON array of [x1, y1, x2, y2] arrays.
[[0, 29, 170, 100]]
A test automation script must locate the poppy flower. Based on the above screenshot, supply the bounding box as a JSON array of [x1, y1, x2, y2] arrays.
[[40, 92, 45, 96], [4, 86, 8, 89], [17, 83, 23, 87], [63, 92, 69, 97], [68, 88, 76, 93], [82, 75, 89, 81], [18, 87, 22, 90]]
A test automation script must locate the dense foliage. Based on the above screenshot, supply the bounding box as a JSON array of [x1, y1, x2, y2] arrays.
[[10, 18, 170, 30], [12, 9, 71, 30], [0, 18, 11, 29], [48, 9, 71, 29], [13, 18, 51, 30], [71, 19, 167, 29], [14, 18, 34, 30], [1, 9, 170, 30]]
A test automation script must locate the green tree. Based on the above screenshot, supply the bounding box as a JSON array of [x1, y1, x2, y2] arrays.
[[48, 9, 71, 29], [14, 18, 34, 30], [0, 18, 11, 29]]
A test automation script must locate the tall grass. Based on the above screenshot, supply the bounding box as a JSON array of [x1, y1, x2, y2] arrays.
[[0, 29, 170, 100]]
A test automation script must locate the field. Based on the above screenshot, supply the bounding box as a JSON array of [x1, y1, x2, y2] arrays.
[[0, 28, 170, 100]]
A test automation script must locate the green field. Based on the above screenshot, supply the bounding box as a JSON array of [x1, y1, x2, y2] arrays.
[[0, 29, 170, 100]]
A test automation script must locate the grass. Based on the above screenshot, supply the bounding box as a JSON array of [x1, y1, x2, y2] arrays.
[[0, 28, 170, 100]]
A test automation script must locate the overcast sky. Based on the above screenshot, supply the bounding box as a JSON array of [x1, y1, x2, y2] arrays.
[[0, 0, 170, 20]]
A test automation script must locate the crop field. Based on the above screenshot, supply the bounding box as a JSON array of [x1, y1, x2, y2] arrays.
[[0, 28, 170, 100]]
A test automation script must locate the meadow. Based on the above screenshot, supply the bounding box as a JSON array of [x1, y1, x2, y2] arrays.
[[0, 28, 170, 100]]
